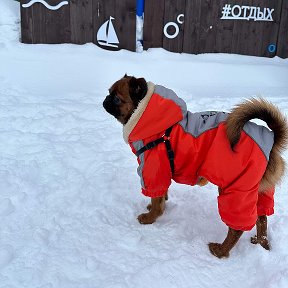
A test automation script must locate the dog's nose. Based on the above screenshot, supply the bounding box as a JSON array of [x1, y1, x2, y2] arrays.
[[103, 95, 110, 104], [103, 97, 109, 110], [103, 95, 111, 109], [103, 95, 119, 118]]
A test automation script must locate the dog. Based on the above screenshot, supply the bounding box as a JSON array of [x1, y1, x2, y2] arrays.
[[103, 75, 288, 258]]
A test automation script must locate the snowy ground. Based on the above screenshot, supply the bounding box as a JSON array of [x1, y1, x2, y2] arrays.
[[1, 1, 288, 287]]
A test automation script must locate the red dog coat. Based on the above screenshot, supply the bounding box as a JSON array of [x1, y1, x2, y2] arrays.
[[123, 83, 275, 231]]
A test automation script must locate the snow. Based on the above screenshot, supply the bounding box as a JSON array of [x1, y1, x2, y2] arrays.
[[0, 1, 288, 287], [136, 15, 144, 53]]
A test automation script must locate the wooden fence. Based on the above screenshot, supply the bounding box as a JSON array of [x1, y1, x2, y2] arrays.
[[20, 0, 288, 58], [143, 0, 288, 58], [20, 0, 136, 51]]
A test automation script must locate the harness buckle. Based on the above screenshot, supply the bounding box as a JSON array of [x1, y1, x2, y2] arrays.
[[163, 135, 170, 142]]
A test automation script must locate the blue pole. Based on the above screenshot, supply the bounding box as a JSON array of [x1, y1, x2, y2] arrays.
[[136, 0, 145, 17]]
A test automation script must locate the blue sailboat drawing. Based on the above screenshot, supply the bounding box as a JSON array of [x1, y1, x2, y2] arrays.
[[97, 17, 119, 48]]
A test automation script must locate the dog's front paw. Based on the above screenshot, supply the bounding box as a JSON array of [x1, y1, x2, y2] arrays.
[[137, 212, 156, 224], [208, 243, 229, 259]]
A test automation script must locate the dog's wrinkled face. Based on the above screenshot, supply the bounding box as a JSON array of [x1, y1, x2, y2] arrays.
[[103, 75, 148, 124]]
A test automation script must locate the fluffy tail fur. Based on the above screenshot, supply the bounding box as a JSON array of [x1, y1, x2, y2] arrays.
[[226, 98, 288, 191]]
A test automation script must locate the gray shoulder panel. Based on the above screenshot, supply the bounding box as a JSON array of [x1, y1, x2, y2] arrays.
[[154, 86, 228, 138], [243, 122, 274, 160], [154, 85, 188, 118], [183, 111, 228, 137]]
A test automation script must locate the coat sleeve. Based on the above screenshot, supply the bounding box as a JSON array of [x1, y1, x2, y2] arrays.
[[131, 141, 172, 198]]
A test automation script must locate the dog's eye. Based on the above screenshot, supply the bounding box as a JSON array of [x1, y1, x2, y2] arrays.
[[113, 95, 122, 105]]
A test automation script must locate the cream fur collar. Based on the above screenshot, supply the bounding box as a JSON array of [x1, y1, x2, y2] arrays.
[[123, 82, 155, 143]]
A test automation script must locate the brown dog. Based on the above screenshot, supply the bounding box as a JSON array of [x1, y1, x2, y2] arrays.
[[103, 75, 288, 258]]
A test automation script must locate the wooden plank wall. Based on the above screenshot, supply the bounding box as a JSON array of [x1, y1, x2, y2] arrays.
[[20, 0, 136, 51], [142, 0, 165, 50], [21, 0, 70, 44], [144, 0, 287, 58], [277, 1, 288, 58], [70, 0, 93, 44], [19, 0, 288, 57], [162, 0, 186, 53], [20, 1, 33, 43]]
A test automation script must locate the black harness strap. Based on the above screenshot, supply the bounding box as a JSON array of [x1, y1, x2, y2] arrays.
[[135, 126, 175, 174]]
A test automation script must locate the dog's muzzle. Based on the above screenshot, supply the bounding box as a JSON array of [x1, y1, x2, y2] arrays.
[[103, 95, 121, 118]]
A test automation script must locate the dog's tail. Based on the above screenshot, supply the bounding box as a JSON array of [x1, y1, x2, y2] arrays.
[[226, 98, 288, 191]]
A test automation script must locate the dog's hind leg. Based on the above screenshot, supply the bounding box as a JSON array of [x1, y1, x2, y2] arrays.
[[208, 227, 244, 258], [250, 188, 274, 250], [250, 215, 271, 250]]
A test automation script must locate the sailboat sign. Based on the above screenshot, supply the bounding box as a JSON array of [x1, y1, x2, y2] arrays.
[[97, 16, 120, 48]]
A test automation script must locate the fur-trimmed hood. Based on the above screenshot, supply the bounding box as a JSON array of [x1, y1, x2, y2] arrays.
[[123, 82, 155, 143], [123, 82, 184, 143]]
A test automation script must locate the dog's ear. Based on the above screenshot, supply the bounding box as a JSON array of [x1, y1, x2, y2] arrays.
[[129, 77, 147, 104]]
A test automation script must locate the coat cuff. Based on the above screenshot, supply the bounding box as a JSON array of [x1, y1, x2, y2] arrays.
[[142, 188, 167, 198]]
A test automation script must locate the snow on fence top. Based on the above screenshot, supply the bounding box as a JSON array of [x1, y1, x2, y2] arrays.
[[20, 0, 288, 58]]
